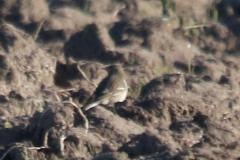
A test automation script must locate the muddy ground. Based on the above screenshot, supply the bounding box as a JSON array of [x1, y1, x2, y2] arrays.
[[0, 0, 240, 159]]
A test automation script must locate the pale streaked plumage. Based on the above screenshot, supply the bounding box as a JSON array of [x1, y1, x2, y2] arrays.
[[83, 64, 128, 111]]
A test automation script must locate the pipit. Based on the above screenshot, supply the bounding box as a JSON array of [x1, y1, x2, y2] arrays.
[[84, 64, 128, 111]]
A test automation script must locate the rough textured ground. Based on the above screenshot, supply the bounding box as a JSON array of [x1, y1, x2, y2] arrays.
[[0, 0, 240, 159]]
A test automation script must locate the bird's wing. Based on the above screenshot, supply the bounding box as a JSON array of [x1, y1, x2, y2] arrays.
[[84, 68, 127, 111], [95, 74, 126, 100]]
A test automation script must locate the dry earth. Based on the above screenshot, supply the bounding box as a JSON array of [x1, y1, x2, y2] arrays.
[[0, 0, 240, 159]]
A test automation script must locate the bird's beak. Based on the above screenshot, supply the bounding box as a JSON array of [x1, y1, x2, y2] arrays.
[[102, 65, 111, 72]]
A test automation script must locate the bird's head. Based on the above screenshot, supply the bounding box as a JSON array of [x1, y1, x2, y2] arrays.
[[105, 64, 124, 74]]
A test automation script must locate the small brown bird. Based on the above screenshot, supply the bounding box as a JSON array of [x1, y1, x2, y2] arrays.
[[83, 64, 128, 111]]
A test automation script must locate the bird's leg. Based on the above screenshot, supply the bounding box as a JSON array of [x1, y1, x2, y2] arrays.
[[103, 104, 116, 114]]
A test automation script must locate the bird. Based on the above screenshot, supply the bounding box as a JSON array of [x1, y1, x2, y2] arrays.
[[83, 64, 128, 111]]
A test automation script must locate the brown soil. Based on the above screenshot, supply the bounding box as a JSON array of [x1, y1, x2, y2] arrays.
[[0, 0, 240, 159]]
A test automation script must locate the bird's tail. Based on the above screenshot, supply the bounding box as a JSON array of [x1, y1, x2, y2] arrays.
[[83, 94, 112, 111], [83, 100, 101, 111]]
